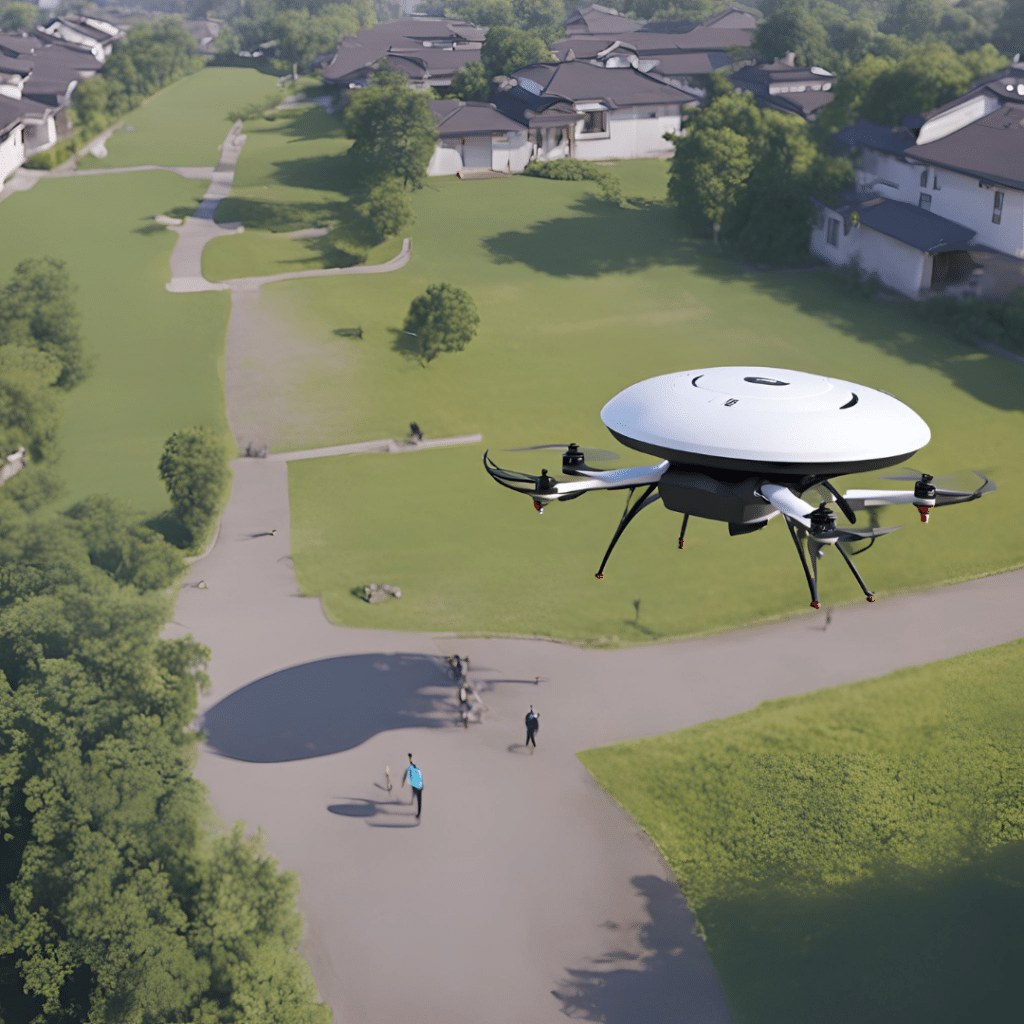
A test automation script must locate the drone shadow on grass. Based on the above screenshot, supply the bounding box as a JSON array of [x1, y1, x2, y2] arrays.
[[483, 195, 1024, 415], [201, 653, 456, 762]]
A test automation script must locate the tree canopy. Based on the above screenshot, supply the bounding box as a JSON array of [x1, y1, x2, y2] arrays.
[[159, 426, 232, 549], [343, 66, 438, 189], [402, 283, 480, 364], [480, 26, 553, 79], [450, 60, 491, 101]]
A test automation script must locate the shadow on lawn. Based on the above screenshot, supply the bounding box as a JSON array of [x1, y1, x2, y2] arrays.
[[484, 195, 1024, 414], [553, 874, 728, 1024], [696, 840, 1024, 1024], [202, 653, 457, 761]]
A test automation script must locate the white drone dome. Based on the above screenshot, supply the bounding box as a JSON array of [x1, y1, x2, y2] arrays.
[[600, 366, 931, 475]]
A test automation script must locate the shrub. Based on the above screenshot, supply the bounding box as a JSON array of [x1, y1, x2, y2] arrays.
[[158, 426, 231, 549], [22, 140, 76, 170], [522, 159, 627, 206]]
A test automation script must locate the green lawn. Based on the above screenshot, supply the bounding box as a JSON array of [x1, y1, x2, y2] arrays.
[[579, 639, 1024, 1023], [284, 162, 1024, 642], [0, 173, 230, 514], [77, 67, 278, 170], [203, 104, 398, 280]]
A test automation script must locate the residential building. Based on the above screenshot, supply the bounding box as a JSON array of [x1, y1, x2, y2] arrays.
[[426, 99, 531, 175], [320, 17, 485, 91], [730, 53, 835, 121], [811, 61, 1024, 299], [492, 60, 697, 162], [552, 7, 754, 87], [38, 14, 122, 61], [563, 5, 643, 37]]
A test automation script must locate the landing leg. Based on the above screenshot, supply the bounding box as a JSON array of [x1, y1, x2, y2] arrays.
[[678, 514, 689, 549], [784, 517, 819, 608], [595, 484, 660, 579], [835, 541, 876, 602]]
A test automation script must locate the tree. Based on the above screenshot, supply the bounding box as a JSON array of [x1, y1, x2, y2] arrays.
[[0, 257, 89, 389], [450, 60, 491, 101], [363, 178, 415, 239], [272, 4, 363, 73], [0, 2, 36, 30], [455, 0, 515, 27], [753, 3, 835, 68], [0, 344, 62, 462], [691, 127, 754, 246], [158, 426, 231, 547], [995, 0, 1024, 56], [402, 283, 479, 364], [480, 26, 552, 79], [510, 0, 563, 38], [344, 66, 439, 189]]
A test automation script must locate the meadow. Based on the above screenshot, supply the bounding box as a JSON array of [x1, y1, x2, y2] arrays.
[[579, 639, 1024, 1023], [0, 69, 273, 514], [273, 161, 1023, 641]]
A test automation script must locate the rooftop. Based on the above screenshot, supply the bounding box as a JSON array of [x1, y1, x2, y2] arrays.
[[855, 197, 977, 254], [429, 98, 525, 135]]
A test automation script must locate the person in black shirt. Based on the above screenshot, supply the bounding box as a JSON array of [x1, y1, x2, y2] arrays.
[[525, 706, 539, 750]]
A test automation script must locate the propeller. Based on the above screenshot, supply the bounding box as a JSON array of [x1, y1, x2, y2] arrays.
[[880, 468, 995, 497], [504, 442, 619, 465], [804, 481, 857, 524]]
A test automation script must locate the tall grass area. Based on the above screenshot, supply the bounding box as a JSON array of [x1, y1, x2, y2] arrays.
[[76, 67, 277, 169], [579, 639, 1024, 1022]]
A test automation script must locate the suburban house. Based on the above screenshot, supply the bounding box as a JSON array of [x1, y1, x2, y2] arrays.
[[563, 4, 643, 36], [38, 14, 122, 61], [811, 60, 1024, 299], [730, 53, 836, 121], [426, 99, 531, 176], [320, 17, 485, 91], [0, 30, 107, 189], [551, 7, 754, 87], [490, 60, 696, 162]]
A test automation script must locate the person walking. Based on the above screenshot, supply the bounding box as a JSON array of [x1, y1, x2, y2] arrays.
[[401, 753, 423, 818], [525, 706, 539, 750]]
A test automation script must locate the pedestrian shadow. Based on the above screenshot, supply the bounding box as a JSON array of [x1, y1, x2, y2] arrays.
[[328, 797, 420, 827], [552, 875, 728, 1024], [201, 653, 455, 762], [507, 743, 533, 755]]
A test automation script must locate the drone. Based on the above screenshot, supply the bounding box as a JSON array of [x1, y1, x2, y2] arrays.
[[483, 367, 996, 609]]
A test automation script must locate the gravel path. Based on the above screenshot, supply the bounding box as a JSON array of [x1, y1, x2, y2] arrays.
[[168, 457, 1024, 1024]]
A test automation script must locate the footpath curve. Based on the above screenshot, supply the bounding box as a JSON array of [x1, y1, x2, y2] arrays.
[[170, 456, 1024, 1024]]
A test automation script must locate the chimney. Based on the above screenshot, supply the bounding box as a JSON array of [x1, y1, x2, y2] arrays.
[[782, 51, 796, 66]]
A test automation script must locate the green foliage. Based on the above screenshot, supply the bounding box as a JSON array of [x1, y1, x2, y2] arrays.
[[449, 60, 491, 101], [362, 177, 415, 239], [71, 18, 204, 138], [0, 1, 36, 31], [754, 2, 835, 66], [158, 426, 231, 549], [0, 509, 330, 1021], [272, 5, 364, 71], [401, 282, 479, 364], [344, 66, 438, 188], [522, 158, 628, 204], [995, 0, 1024, 53], [480, 26, 552, 79], [0, 257, 90, 389], [580, 639, 1024, 1022], [65, 495, 185, 591], [668, 91, 852, 262], [452, 0, 516, 26], [0, 344, 62, 463], [1003, 286, 1024, 349], [227, 93, 282, 121]]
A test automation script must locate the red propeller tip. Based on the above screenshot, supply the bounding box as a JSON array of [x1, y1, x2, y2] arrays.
[[867, 595, 876, 602], [595, 573, 603, 580], [811, 601, 820, 609]]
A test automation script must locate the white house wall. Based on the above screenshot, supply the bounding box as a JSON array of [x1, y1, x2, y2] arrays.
[[574, 105, 681, 160], [858, 150, 1024, 258], [490, 131, 530, 172], [0, 125, 25, 188], [427, 132, 531, 176], [811, 212, 930, 298], [427, 141, 463, 176]]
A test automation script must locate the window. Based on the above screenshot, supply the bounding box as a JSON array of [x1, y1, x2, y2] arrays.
[[993, 190, 1004, 224], [826, 218, 840, 246], [920, 169, 928, 187], [919, 192, 931, 210], [581, 110, 607, 134], [933, 174, 940, 190]]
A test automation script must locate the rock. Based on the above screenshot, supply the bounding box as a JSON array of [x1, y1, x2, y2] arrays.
[[363, 583, 402, 604]]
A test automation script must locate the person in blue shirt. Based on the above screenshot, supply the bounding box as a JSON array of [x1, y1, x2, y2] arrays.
[[402, 753, 423, 818]]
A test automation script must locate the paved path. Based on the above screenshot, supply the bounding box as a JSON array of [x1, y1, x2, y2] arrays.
[[169, 457, 1024, 1024], [266, 432, 484, 461]]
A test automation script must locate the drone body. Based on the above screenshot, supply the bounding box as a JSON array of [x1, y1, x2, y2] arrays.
[[483, 367, 995, 609]]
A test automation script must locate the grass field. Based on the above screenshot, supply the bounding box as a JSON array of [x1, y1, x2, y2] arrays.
[[0, 173, 230, 514], [578, 639, 1024, 1023], [203, 104, 398, 280], [283, 161, 1024, 642], [77, 67, 277, 170]]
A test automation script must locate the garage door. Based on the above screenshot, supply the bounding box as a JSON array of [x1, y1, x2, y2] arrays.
[[462, 136, 491, 169]]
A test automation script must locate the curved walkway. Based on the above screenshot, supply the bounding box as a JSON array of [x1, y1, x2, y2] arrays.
[[168, 456, 1024, 1024]]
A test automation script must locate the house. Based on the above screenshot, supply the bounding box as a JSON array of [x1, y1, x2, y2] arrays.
[[563, 5, 643, 37], [426, 99, 531, 175], [321, 18, 485, 91], [811, 60, 1024, 299], [731, 53, 835, 121], [38, 14, 122, 61], [551, 7, 754, 88], [492, 60, 697, 162]]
